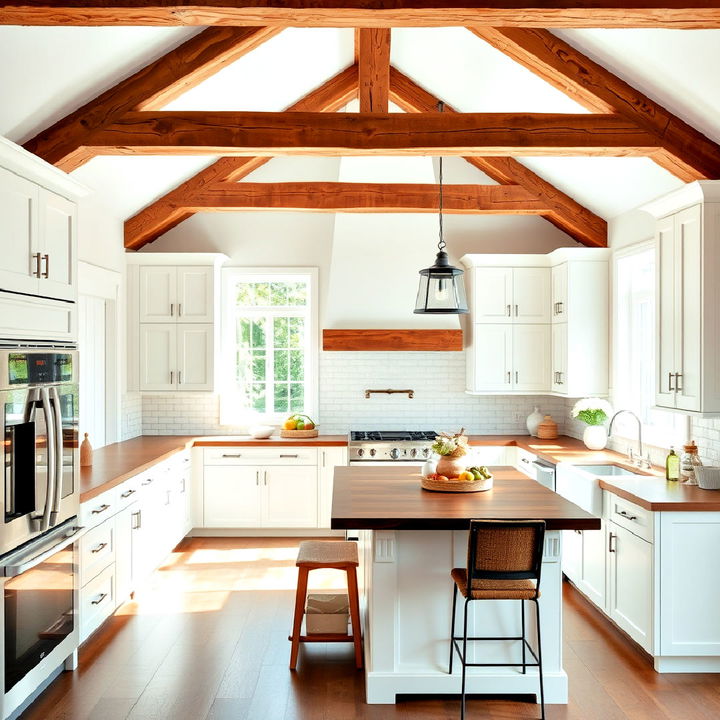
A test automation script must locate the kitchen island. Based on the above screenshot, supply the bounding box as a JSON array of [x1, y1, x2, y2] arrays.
[[331, 465, 600, 705]]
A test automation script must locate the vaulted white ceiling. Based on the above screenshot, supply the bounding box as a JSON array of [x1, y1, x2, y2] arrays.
[[0, 25, 718, 225]]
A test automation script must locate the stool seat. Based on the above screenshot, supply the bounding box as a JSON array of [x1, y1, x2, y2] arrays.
[[451, 568, 540, 600], [296, 540, 358, 568]]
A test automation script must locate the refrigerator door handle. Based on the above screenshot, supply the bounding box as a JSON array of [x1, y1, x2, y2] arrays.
[[49, 386, 64, 526], [33, 388, 56, 533]]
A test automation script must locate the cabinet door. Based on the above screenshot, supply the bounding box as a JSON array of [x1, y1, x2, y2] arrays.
[[115, 502, 138, 605], [263, 465, 318, 528], [551, 263, 568, 323], [177, 324, 213, 391], [513, 324, 550, 393], [471, 324, 513, 392], [204, 466, 262, 527], [579, 521, 607, 610], [177, 266, 213, 322], [513, 268, 551, 323], [139, 266, 177, 323], [675, 205, 702, 412], [0, 166, 39, 296], [473, 267, 513, 322], [562, 529, 582, 585], [551, 322, 567, 394], [139, 324, 177, 391], [39, 189, 76, 302], [319, 447, 347, 529], [609, 523, 653, 652], [656, 215, 677, 409]]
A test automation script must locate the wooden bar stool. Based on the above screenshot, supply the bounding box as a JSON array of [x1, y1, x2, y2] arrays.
[[449, 519, 546, 720], [289, 540, 363, 670]]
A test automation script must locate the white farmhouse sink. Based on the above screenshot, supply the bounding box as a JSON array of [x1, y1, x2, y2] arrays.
[[573, 464, 646, 477]]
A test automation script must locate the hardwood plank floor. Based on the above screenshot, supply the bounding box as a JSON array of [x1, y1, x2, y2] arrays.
[[19, 537, 720, 720]]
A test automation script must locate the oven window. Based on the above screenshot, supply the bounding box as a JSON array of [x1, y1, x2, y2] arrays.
[[4, 545, 74, 691]]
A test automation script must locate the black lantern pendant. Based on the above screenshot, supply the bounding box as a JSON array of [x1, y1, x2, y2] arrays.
[[414, 136, 468, 314]]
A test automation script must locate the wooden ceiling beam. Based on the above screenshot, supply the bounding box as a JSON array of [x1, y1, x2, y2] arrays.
[[389, 66, 607, 247], [183, 181, 550, 213], [3, 2, 720, 29], [124, 64, 359, 250], [84, 111, 659, 157], [469, 27, 720, 181], [358, 28, 391, 112], [23, 25, 282, 171]]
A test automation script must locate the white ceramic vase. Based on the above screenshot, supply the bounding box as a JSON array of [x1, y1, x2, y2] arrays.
[[583, 425, 608, 450], [526, 407, 543, 437]]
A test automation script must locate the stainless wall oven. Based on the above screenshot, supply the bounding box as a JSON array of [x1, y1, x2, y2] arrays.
[[0, 347, 80, 556]]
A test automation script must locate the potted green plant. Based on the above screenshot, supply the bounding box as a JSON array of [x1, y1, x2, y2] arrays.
[[572, 398, 613, 450]]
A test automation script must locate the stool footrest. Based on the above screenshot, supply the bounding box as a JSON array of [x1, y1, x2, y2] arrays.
[[288, 634, 356, 643]]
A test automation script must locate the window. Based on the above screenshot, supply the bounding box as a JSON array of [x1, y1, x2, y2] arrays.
[[614, 245, 683, 447], [221, 269, 317, 424]]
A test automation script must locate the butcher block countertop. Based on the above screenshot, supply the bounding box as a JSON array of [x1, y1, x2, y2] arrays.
[[80, 434, 347, 502], [330, 465, 600, 531]]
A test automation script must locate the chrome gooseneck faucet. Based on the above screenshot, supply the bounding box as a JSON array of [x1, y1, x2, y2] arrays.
[[608, 410, 645, 466]]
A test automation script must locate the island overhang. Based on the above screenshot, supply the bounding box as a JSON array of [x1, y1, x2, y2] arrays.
[[331, 465, 600, 531]]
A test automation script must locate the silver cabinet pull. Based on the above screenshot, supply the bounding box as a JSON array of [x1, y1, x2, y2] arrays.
[[91, 542, 108, 554], [574, 529, 582, 535], [256, 470, 260, 486], [506, 304, 511, 317], [618, 510, 638, 521], [170, 370, 174, 385], [178, 370, 182, 385], [91, 504, 110, 515], [32, 252, 41, 278], [41, 254, 49, 279], [165, 490, 171, 506], [91, 592, 108, 606], [132, 510, 142, 529], [141, 478, 153, 486], [521, 457, 530, 464], [180, 477, 186, 494], [608, 532, 616, 553], [506, 371, 511, 384], [279, 454, 299, 458], [178, 303, 182, 317], [675, 372, 683, 392], [322, 451, 326, 468], [170, 303, 174, 317], [557, 372, 563, 385], [515, 371, 519, 383], [222, 453, 242, 458], [514, 304, 519, 316], [264, 470, 268, 486], [668, 372, 674, 392], [121, 489, 136, 499], [556, 301, 563, 315]]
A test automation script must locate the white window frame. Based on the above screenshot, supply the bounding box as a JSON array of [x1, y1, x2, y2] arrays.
[[612, 241, 684, 449], [220, 267, 319, 426]]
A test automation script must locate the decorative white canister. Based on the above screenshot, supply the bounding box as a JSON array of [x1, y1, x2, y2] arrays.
[[526, 407, 543, 437], [583, 425, 608, 451]]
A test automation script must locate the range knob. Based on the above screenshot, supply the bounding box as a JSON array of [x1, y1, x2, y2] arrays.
[[369, 448, 376, 457], [422, 448, 430, 457], [389, 448, 401, 460], [410, 448, 417, 458], [357, 448, 365, 457]]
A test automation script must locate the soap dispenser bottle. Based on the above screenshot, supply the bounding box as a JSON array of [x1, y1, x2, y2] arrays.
[[666, 446, 680, 481]]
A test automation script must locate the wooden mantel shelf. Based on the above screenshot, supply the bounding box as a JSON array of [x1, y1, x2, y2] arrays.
[[322, 329, 463, 351]]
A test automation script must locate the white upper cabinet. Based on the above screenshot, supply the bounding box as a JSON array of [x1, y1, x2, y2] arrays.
[[139, 266, 177, 323], [462, 250, 609, 396], [473, 266, 549, 323], [139, 324, 177, 392], [643, 182, 720, 414], [177, 324, 213, 391], [0, 145, 82, 305], [177, 267, 213, 322], [139, 265, 214, 323]]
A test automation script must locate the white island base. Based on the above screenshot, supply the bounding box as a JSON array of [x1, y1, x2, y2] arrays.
[[358, 529, 566, 705]]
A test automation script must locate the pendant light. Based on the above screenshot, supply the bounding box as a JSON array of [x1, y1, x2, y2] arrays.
[[414, 105, 468, 315]]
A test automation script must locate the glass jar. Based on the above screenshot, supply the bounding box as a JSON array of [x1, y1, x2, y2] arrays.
[[680, 441, 702, 485]]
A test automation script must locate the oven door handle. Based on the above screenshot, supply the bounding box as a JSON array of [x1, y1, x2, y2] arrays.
[[34, 387, 56, 533], [1, 526, 84, 577], [49, 386, 64, 527]]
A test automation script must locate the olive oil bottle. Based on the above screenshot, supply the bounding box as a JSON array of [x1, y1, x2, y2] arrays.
[[666, 446, 680, 481]]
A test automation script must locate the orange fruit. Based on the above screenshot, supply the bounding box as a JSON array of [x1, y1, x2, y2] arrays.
[[283, 419, 297, 430], [460, 471, 475, 482], [436, 475, 449, 482], [304, 421, 315, 430]]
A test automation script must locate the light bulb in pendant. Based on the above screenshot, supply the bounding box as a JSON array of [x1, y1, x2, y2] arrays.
[[434, 279, 449, 301]]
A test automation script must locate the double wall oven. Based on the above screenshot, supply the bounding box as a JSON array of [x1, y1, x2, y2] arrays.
[[0, 347, 81, 718]]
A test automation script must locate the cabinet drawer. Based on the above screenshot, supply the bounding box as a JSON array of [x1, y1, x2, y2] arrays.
[[80, 564, 115, 643], [516, 448, 537, 478], [204, 447, 317, 466], [0, 291, 76, 342], [80, 519, 115, 586], [80, 487, 118, 530], [605, 493, 653, 543], [116, 475, 142, 510]]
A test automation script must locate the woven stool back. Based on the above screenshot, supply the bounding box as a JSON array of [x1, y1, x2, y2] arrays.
[[467, 519, 546, 592]]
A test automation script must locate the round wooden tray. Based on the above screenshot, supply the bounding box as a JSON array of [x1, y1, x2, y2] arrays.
[[421, 474, 493, 493], [280, 428, 319, 438]]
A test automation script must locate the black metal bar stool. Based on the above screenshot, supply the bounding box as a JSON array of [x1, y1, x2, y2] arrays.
[[449, 519, 546, 720]]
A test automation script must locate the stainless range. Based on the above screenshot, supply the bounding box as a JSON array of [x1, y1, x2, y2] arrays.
[[348, 431, 437, 465]]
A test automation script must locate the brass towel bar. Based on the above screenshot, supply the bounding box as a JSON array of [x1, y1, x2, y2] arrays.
[[364, 389, 414, 399]]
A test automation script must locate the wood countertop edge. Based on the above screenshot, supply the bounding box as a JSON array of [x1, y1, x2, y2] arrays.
[[598, 480, 720, 512], [331, 518, 602, 531]]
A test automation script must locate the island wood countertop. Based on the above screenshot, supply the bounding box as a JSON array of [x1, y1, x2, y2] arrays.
[[80, 434, 347, 502], [330, 465, 601, 531]]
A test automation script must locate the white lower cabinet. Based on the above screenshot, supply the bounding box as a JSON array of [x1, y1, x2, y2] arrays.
[[608, 521, 653, 651], [319, 447, 348, 529], [204, 466, 263, 527], [578, 521, 607, 609], [262, 465, 317, 528], [79, 564, 115, 643], [562, 529, 583, 586]]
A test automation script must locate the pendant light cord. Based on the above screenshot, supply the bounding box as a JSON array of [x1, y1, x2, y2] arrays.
[[437, 101, 445, 253]]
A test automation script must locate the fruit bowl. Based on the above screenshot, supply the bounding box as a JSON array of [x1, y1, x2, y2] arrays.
[[280, 414, 319, 439], [421, 468, 494, 493]]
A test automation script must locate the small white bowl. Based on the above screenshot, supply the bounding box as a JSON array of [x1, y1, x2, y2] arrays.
[[248, 425, 275, 439]]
